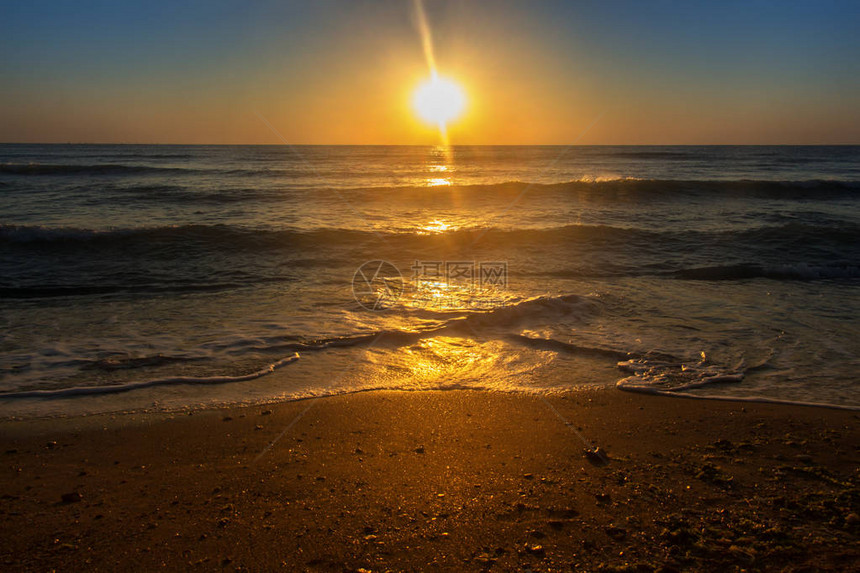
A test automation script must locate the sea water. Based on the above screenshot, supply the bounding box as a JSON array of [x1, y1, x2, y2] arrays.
[[1, 144, 858, 416]]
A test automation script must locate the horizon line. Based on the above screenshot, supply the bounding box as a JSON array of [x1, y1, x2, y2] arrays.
[[1, 142, 859, 147]]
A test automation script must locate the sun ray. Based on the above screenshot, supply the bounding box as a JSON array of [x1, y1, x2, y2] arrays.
[[413, 0, 436, 74], [411, 0, 465, 146]]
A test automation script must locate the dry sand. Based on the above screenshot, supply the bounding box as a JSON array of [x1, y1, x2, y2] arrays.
[[0, 389, 858, 572]]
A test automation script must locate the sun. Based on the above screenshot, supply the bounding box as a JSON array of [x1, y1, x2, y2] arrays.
[[412, 73, 466, 128]]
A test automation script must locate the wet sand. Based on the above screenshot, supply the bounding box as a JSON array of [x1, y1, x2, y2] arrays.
[[0, 389, 858, 572]]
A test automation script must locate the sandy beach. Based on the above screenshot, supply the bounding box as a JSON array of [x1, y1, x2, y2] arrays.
[[1, 389, 857, 572]]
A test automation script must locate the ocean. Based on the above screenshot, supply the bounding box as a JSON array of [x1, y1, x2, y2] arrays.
[[1, 144, 858, 417]]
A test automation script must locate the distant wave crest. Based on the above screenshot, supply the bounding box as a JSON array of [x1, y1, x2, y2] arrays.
[[3, 219, 858, 247], [674, 262, 860, 281], [0, 163, 193, 176], [3, 160, 857, 198]]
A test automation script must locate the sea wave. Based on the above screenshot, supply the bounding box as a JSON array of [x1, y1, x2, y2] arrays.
[[0, 353, 300, 398], [105, 184, 287, 205], [3, 220, 857, 250], [2, 221, 857, 302], [0, 282, 283, 299], [616, 352, 747, 393], [0, 162, 322, 179], [3, 161, 858, 199], [614, 353, 860, 410], [0, 224, 377, 251], [0, 294, 602, 397], [0, 163, 194, 176], [673, 263, 860, 281], [1, 290, 857, 410], [348, 178, 860, 199]]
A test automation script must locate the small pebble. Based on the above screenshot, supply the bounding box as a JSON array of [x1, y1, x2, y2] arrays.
[[605, 525, 627, 541], [61, 492, 82, 504]]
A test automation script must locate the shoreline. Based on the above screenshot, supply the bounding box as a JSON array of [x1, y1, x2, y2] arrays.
[[615, 385, 860, 412], [0, 383, 860, 437], [1, 388, 857, 571], [1, 380, 859, 433]]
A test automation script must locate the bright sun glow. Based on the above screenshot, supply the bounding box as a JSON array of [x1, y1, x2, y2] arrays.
[[412, 74, 466, 128]]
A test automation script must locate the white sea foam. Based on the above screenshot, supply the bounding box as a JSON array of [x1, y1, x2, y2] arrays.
[[1, 353, 299, 398]]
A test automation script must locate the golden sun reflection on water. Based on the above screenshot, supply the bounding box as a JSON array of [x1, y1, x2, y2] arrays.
[[409, 278, 512, 312], [419, 219, 454, 233], [411, 279, 464, 309], [395, 336, 492, 388], [426, 148, 453, 186], [359, 335, 560, 392], [427, 177, 452, 186]]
